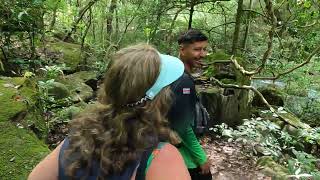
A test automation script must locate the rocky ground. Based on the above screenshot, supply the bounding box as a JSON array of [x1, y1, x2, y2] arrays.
[[201, 137, 270, 180]]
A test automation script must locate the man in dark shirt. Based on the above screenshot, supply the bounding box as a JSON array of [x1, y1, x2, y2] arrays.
[[168, 29, 211, 180]]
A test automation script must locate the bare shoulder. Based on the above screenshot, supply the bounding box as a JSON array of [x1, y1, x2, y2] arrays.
[[146, 143, 191, 180], [28, 140, 64, 180], [158, 143, 183, 160]]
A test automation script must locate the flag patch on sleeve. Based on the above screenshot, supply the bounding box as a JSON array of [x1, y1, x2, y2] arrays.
[[183, 88, 190, 94]]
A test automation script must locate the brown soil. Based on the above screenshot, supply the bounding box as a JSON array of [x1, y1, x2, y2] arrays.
[[201, 137, 270, 180]]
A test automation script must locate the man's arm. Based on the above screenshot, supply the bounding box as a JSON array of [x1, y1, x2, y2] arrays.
[[178, 126, 207, 165]]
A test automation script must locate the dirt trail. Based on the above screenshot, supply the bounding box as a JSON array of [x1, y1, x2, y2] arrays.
[[201, 137, 270, 180]]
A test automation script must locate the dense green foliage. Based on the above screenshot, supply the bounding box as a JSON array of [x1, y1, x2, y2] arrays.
[[0, 0, 320, 178]]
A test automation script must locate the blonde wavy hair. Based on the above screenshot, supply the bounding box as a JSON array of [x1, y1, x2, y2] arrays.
[[64, 44, 180, 178]]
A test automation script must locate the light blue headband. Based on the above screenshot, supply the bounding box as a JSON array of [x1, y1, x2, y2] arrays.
[[126, 53, 184, 107]]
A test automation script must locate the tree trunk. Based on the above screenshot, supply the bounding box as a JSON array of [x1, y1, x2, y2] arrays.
[[188, 0, 195, 29], [106, 0, 117, 34], [29, 31, 36, 59], [81, 8, 92, 49], [241, 0, 253, 50], [92, 13, 96, 42], [231, 0, 244, 55], [115, 8, 119, 40], [64, 0, 99, 42], [0, 46, 8, 72], [149, 0, 167, 44], [48, 0, 60, 31], [218, 3, 227, 49], [167, 7, 185, 54]]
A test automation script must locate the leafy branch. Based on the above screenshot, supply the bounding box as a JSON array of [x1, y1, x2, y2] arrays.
[[253, 44, 320, 80]]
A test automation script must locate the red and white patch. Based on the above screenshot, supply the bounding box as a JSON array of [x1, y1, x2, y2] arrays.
[[183, 88, 191, 94]]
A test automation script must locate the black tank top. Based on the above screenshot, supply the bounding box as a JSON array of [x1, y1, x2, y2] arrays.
[[58, 138, 154, 180]]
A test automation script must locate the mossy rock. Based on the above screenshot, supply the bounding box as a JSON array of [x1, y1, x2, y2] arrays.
[[53, 71, 97, 103], [0, 53, 4, 72], [285, 95, 320, 126], [257, 156, 289, 179], [47, 81, 71, 99], [196, 86, 221, 94], [278, 111, 311, 129], [56, 105, 83, 122], [0, 122, 50, 179], [0, 76, 47, 138], [23, 112, 47, 139], [59, 78, 94, 103], [0, 80, 26, 122], [47, 40, 82, 72], [0, 77, 36, 122], [258, 108, 311, 130], [64, 71, 98, 90], [65, 71, 97, 82]]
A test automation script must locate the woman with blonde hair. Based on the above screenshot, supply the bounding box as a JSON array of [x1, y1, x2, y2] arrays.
[[28, 44, 190, 180]]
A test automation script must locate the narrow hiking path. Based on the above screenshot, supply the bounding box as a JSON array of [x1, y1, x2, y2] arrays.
[[201, 137, 271, 180]]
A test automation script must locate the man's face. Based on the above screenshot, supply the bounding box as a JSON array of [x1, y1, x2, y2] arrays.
[[180, 40, 208, 70]]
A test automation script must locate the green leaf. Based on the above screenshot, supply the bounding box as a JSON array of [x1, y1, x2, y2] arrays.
[[18, 11, 28, 20], [222, 129, 233, 137], [304, 1, 312, 8]]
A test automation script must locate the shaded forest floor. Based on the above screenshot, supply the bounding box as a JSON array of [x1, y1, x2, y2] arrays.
[[201, 137, 270, 180]]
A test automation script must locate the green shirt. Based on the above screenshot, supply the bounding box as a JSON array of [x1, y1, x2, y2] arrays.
[[168, 73, 207, 168]]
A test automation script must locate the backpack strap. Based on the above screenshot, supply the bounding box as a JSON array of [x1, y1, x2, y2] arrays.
[[135, 146, 154, 180], [135, 142, 167, 180]]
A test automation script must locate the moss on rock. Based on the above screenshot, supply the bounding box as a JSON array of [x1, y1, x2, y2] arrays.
[[0, 122, 49, 179], [59, 74, 94, 102], [47, 40, 82, 71], [65, 71, 97, 82], [0, 79, 26, 122], [0, 77, 41, 123], [257, 156, 289, 179]]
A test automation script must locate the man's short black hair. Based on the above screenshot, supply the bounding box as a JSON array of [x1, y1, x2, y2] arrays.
[[178, 29, 208, 45]]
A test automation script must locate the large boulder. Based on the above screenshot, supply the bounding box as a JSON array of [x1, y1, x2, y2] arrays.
[[0, 77, 47, 137], [257, 156, 289, 179], [0, 77, 50, 179], [0, 77, 28, 123], [60, 71, 96, 103], [47, 81, 71, 99], [42, 71, 96, 103], [64, 71, 98, 91], [46, 40, 82, 73]]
